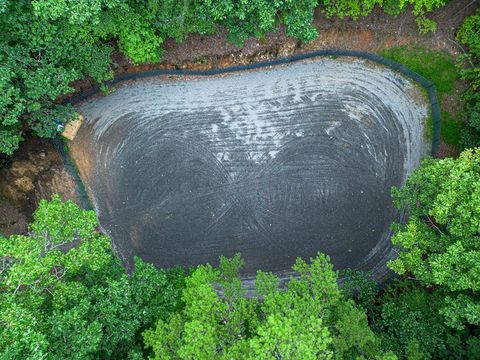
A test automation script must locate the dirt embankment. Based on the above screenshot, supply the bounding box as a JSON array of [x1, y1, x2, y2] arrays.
[[135, 1, 477, 67], [0, 138, 77, 235], [64, 0, 477, 97], [0, 0, 477, 236]]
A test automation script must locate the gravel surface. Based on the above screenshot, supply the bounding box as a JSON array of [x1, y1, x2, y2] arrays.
[[73, 58, 428, 275]]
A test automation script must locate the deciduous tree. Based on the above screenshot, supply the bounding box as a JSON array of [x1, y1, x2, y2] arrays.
[[0, 195, 184, 359], [144, 253, 389, 359], [389, 148, 480, 329]]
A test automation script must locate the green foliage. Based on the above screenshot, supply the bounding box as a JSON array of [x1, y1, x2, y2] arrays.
[[381, 46, 458, 96], [340, 268, 378, 315], [462, 99, 480, 148], [0, 0, 319, 156], [457, 11, 480, 59], [389, 148, 480, 330], [144, 253, 389, 359], [398, 0, 447, 33], [0, 65, 24, 155], [441, 111, 463, 147], [321, 0, 447, 33], [406, 0, 447, 33], [4, 165, 480, 358], [0, 0, 112, 155], [0, 0, 164, 155], [195, 0, 318, 45], [0, 195, 184, 359], [146, 0, 216, 42], [457, 11, 480, 149], [322, 0, 381, 19], [377, 282, 475, 359]]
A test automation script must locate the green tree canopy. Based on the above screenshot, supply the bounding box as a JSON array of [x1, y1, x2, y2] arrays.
[[0, 0, 318, 156], [389, 148, 480, 329], [457, 11, 480, 149], [375, 281, 480, 359], [144, 253, 392, 359], [321, 0, 447, 33], [0, 195, 184, 359]]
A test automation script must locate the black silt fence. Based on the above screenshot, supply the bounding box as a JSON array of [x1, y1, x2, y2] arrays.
[[52, 138, 94, 210]]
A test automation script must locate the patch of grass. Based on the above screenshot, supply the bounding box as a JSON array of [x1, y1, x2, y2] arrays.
[[424, 112, 463, 147], [441, 111, 463, 146], [425, 115, 434, 140], [381, 46, 464, 149], [61, 137, 70, 154], [380, 46, 459, 96]]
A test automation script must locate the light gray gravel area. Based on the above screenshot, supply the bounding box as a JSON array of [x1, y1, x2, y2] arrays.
[[73, 58, 428, 276]]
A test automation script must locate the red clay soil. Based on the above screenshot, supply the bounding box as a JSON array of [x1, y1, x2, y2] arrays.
[[1, 0, 477, 234]]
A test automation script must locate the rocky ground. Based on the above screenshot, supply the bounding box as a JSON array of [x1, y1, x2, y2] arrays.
[[0, 0, 477, 236]]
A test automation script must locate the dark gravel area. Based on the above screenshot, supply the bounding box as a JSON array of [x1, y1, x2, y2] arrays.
[[72, 58, 428, 275]]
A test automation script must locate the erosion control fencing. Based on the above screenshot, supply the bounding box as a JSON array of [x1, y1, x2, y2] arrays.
[[59, 50, 441, 210], [52, 138, 94, 210]]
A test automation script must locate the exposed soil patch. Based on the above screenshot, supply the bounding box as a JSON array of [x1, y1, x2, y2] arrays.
[[0, 138, 78, 229], [69, 122, 95, 183], [438, 139, 461, 158], [0, 200, 27, 237]]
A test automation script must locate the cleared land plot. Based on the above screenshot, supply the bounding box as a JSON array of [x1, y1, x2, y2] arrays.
[[71, 58, 428, 275]]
